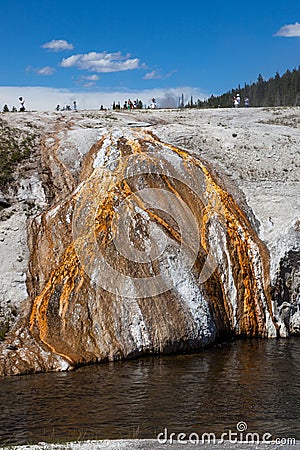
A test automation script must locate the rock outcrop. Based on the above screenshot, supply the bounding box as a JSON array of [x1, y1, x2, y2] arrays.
[[0, 125, 278, 375]]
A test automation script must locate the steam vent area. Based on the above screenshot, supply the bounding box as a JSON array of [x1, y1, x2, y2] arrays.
[[0, 107, 299, 375]]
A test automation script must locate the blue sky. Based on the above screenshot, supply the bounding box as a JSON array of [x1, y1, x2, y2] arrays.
[[0, 0, 299, 110]]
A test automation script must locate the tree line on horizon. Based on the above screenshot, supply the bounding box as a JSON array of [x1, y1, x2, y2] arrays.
[[186, 67, 300, 109]]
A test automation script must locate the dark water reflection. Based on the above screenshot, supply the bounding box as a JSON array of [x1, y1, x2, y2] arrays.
[[0, 338, 299, 445]]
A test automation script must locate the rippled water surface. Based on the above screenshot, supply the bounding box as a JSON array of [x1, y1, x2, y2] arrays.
[[0, 338, 299, 445]]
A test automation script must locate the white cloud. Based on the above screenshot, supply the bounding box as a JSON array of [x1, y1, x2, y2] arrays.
[[61, 51, 140, 73], [82, 74, 100, 81], [274, 22, 300, 37], [165, 69, 177, 79], [35, 66, 56, 76], [143, 69, 177, 80], [61, 54, 81, 67], [42, 39, 74, 51], [82, 82, 97, 88], [144, 70, 162, 80], [76, 74, 100, 88], [0, 86, 206, 111], [26, 66, 56, 76]]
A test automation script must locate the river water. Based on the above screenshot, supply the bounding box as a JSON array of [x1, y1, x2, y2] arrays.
[[0, 338, 299, 445]]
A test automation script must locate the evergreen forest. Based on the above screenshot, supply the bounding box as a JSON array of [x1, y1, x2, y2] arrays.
[[190, 67, 300, 108]]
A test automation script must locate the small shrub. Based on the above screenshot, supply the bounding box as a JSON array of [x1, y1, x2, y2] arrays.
[[0, 117, 37, 187]]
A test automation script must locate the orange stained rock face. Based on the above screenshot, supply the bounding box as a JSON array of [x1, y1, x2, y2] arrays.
[[149, 133, 275, 335], [5, 129, 277, 374], [29, 243, 86, 364]]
